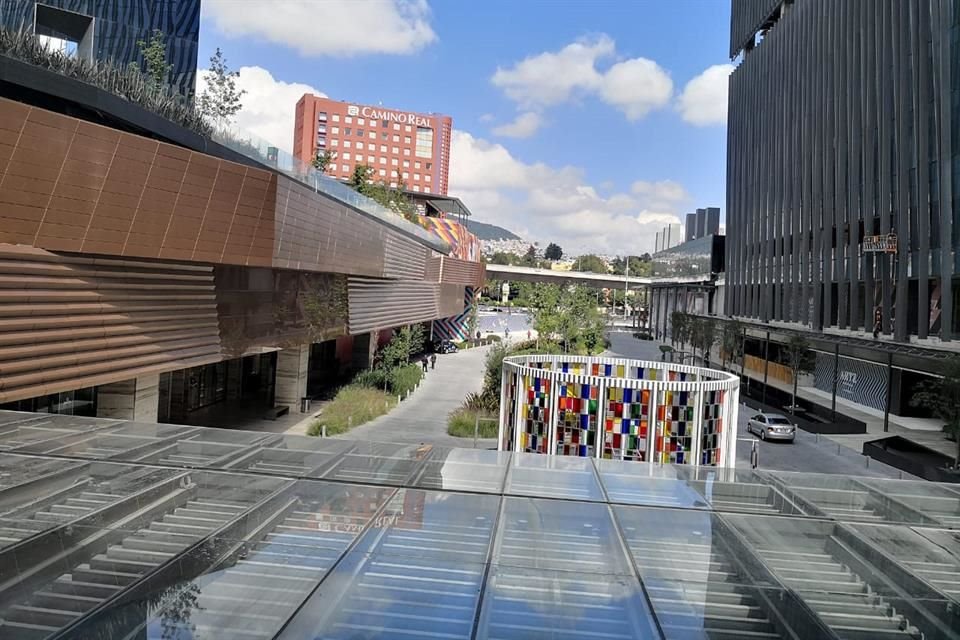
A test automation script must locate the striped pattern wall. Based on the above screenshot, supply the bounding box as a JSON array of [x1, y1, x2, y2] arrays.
[[727, 0, 959, 342], [383, 234, 428, 280], [812, 352, 887, 411], [0, 244, 221, 403], [347, 277, 464, 334], [432, 287, 476, 341], [730, 0, 785, 56], [0, 0, 201, 95], [438, 256, 484, 287]]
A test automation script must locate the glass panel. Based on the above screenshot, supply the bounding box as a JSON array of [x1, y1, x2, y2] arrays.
[[313, 442, 434, 486], [860, 478, 960, 528], [505, 453, 604, 501], [414, 448, 511, 493], [278, 490, 498, 640], [596, 460, 709, 509]]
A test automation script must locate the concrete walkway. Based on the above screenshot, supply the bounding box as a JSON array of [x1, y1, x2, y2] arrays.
[[341, 344, 496, 448]]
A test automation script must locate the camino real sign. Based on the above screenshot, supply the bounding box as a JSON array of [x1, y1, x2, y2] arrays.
[[347, 104, 432, 128]]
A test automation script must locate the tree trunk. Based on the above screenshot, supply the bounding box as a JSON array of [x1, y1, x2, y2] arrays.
[[791, 375, 798, 415]]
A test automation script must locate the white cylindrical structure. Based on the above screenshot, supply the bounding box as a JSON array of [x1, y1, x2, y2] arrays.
[[500, 355, 740, 467]]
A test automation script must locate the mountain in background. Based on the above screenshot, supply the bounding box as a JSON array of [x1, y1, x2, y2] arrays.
[[465, 219, 521, 241]]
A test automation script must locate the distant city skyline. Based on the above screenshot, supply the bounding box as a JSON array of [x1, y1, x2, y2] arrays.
[[195, 0, 731, 255]]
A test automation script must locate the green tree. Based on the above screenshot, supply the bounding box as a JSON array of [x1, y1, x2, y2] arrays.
[[544, 242, 563, 260], [522, 245, 539, 267], [349, 164, 375, 190], [487, 252, 519, 266], [348, 165, 418, 223], [910, 356, 960, 469], [137, 29, 172, 87], [573, 254, 608, 273], [720, 319, 744, 372], [197, 48, 245, 129], [670, 311, 689, 351], [312, 149, 337, 173], [525, 284, 605, 354], [781, 334, 814, 414], [691, 317, 716, 366]]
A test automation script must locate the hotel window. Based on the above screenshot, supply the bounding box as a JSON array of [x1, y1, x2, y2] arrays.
[[402, 172, 409, 179], [382, 132, 388, 140], [425, 174, 431, 182], [393, 123, 401, 131], [343, 140, 351, 148], [344, 127, 352, 135], [405, 125, 412, 132], [354, 142, 363, 150], [332, 114, 340, 122], [357, 129, 364, 137], [380, 156, 387, 164], [390, 181, 397, 188], [414, 174, 421, 180], [403, 148, 411, 156], [413, 185, 420, 192], [426, 162, 432, 169], [317, 137, 326, 146], [357, 117, 365, 125], [378, 168, 386, 177], [382, 120, 388, 128], [345, 116, 353, 124], [330, 139, 338, 146], [342, 153, 351, 160], [380, 145, 387, 152], [392, 147, 399, 154], [391, 158, 398, 165], [415, 126, 433, 158], [369, 131, 376, 139], [331, 126, 339, 134], [354, 154, 362, 162], [317, 124, 327, 134], [403, 160, 410, 168], [318, 111, 327, 121], [405, 136, 411, 144], [414, 161, 421, 169], [393, 134, 400, 142]]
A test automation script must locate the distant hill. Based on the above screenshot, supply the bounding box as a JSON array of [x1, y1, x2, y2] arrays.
[[466, 219, 521, 241]]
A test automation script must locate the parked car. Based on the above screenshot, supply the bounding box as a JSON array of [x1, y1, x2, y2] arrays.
[[747, 413, 796, 442], [434, 340, 458, 354]]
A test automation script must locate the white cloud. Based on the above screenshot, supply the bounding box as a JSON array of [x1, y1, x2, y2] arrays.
[[197, 65, 323, 154], [491, 35, 673, 122], [492, 112, 544, 138], [678, 63, 734, 126], [478, 113, 495, 123], [202, 0, 436, 57], [599, 58, 673, 120], [449, 131, 686, 254], [491, 35, 614, 108]]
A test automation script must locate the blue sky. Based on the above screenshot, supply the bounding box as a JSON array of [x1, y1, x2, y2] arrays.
[[197, 0, 732, 255]]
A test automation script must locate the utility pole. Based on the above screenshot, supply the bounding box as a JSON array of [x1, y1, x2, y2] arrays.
[[624, 256, 629, 319]]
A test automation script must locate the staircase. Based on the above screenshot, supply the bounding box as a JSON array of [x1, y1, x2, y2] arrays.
[[0, 490, 249, 639], [752, 543, 923, 639]]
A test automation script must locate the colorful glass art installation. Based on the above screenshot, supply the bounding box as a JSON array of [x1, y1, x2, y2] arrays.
[[557, 381, 598, 457], [602, 386, 650, 461], [520, 374, 551, 453]]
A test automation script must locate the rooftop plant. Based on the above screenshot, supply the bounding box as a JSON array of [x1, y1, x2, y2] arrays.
[[0, 27, 212, 137]]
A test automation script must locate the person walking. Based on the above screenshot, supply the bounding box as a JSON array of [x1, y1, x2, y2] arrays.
[[430, 353, 437, 370], [421, 356, 428, 373], [527, 329, 531, 341]]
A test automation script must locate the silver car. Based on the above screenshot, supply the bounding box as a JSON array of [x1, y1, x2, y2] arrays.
[[747, 413, 796, 442]]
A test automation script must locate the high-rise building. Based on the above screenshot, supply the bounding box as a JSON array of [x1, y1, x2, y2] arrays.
[[293, 95, 453, 195], [0, 0, 201, 95], [727, 0, 958, 342]]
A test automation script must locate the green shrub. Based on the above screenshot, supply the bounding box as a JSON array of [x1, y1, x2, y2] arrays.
[[352, 368, 386, 390], [308, 384, 394, 435], [487, 334, 503, 342], [388, 364, 423, 397], [447, 408, 499, 438]]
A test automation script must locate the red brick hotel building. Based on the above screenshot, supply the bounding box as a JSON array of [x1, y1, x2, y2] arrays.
[[293, 95, 453, 195]]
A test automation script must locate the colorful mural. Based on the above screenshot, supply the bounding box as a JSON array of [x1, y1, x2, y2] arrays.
[[432, 287, 476, 341], [421, 217, 481, 262]]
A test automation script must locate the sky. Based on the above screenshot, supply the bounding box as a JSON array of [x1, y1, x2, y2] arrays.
[[197, 0, 733, 255]]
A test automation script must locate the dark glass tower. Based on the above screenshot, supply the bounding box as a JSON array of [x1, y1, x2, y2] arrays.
[[726, 0, 959, 341], [0, 0, 201, 95]]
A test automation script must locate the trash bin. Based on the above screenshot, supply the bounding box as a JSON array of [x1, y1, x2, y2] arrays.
[[300, 397, 311, 413]]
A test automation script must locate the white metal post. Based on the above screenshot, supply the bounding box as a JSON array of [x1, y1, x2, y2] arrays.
[[595, 381, 606, 459], [547, 371, 559, 456]]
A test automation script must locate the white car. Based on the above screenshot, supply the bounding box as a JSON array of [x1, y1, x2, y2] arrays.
[[747, 413, 796, 443]]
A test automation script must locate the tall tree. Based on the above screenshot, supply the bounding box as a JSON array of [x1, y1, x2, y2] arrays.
[[574, 254, 608, 273], [720, 319, 744, 371], [781, 334, 814, 414], [137, 29, 172, 87], [312, 149, 337, 173], [522, 245, 539, 267], [670, 311, 689, 351], [910, 356, 960, 469], [544, 242, 563, 260], [197, 48, 245, 129]]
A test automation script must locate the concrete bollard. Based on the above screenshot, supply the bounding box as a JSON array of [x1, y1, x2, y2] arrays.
[[321, 425, 327, 438], [348, 416, 352, 429], [398, 395, 402, 404]]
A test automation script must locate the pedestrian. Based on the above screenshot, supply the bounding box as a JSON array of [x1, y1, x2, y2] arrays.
[[504, 327, 509, 339], [476, 330, 481, 341], [430, 353, 437, 370], [421, 356, 428, 373], [527, 329, 531, 341]]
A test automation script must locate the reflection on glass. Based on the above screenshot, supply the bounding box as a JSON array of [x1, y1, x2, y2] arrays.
[[414, 449, 511, 493], [597, 461, 708, 508], [855, 524, 960, 602], [279, 490, 498, 640], [314, 442, 435, 486], [506, 453, 604, 501], [860, 478, 960, 528]]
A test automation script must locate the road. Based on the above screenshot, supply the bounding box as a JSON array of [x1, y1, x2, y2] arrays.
[[604, 329, 903, 477]]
